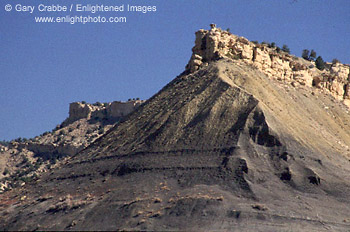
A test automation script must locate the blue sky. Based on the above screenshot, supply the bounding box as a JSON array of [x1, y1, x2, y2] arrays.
[[1, 0, 349, 141]]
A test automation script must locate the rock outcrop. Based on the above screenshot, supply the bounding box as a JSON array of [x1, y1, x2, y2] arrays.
[[186, 25, 350, 105], [65, 100, 145, 124], [0, 99, 144, 193]]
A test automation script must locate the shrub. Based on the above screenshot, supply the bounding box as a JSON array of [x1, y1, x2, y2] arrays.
[[53, 124, 62, 132], [81, 101, 86, 104], [19, 176, 34, 183], [0, 140, 9, 146], [282, 45, 290, 54], [251, 41, 259, 45], [269, 42, 276, 48], [315, 56, 325, 70], [21, 155, 29, 164], [310, 49, 317, 61], [3, 168, 9, 175], [50, 157, 57, 165], [332, 58, 340, 64], [302, 49, 310, 60], [34, 161, 41, 169]]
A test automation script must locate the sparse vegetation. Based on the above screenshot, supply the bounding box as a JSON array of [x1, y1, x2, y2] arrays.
[[282, 44, 290, 54], [302, 49, 316, 61], [21, 155, 29, 164], [14, 137, 23, 143], [0, 140, 10, 146], [310, 49, 316, 61], [316, 56, 325, 70], [53, 124, 61, 132], [332, 58, 340, 64], [2, 168, 9, 176], [269, 42, 276, 48], [302, 49, 310, 60]]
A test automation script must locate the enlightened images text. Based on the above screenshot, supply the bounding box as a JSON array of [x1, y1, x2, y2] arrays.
[[14, 4, 157, 14]]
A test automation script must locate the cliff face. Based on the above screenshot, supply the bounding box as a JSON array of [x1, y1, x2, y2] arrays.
[[65, 100, 145, 124], [186, 25, 350, 105]]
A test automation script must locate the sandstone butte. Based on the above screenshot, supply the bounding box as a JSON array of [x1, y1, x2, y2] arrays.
[[1, 25, 350, 231], [187, 24, 350, 106]]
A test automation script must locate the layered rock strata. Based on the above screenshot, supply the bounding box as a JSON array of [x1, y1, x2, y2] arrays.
[[186, 25, 350, 105]]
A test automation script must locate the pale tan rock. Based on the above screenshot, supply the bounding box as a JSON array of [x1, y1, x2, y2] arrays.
[[291, 81, 299, 87], [293, 70, 313, 86], [68, 102, 92, 122], [331, 63, 350, 82], [108, 100, 143, 118], [343, 99, 350, 107], [329, 80, 345, 100], [185, 24, 350, 107]]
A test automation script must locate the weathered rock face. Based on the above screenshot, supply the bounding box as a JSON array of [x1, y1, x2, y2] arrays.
[[186, 25, 350, 105], [66, 100, 145, 124], [0, 99, 145, 193], [108, 101, 144, 118], [68, 102, 94, 122]]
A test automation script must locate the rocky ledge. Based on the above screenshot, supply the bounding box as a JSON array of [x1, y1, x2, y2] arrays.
[[186, 24, 350, 106]]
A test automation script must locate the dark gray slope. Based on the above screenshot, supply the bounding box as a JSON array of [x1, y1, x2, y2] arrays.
[[1, 59, 350, 231]]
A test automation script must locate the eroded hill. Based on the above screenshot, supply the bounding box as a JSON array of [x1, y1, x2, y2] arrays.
[[0, 100, 143, 193], [1, 26, 350, 231]]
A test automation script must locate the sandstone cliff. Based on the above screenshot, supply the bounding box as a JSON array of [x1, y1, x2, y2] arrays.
[[65, 100, 144, 125], [186, 24, 350, 105]]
